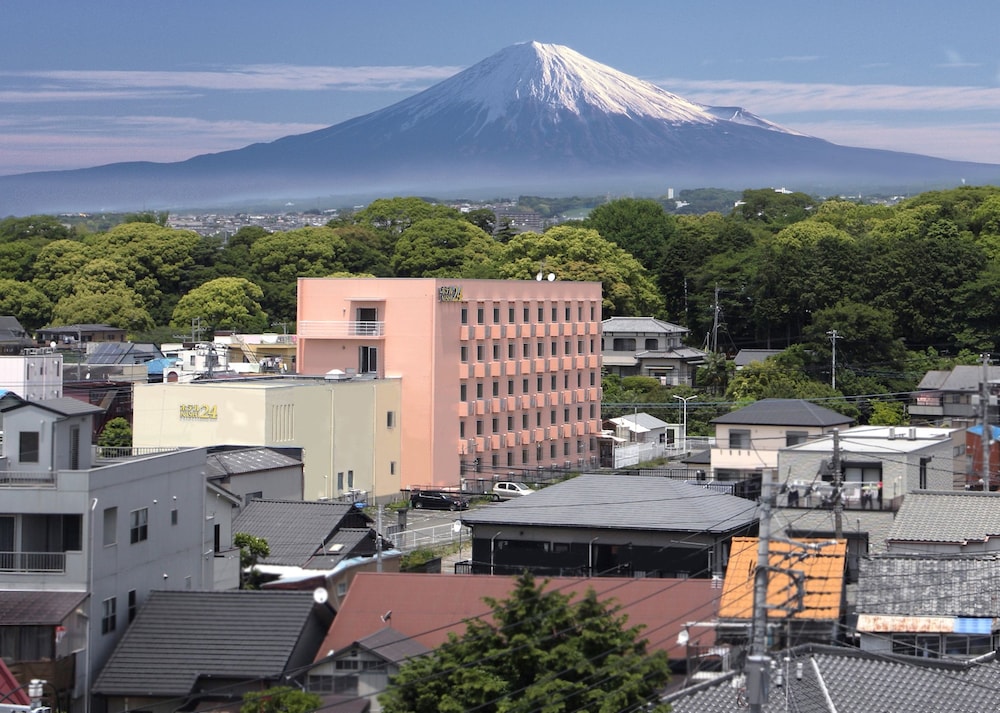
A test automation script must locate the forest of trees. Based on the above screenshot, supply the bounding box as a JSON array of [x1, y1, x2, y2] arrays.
[[3, 185, 999, 430]]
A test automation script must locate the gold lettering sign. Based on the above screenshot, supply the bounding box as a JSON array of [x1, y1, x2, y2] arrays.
[[179, 404, 218, 420], [438, 285, 463, 302]]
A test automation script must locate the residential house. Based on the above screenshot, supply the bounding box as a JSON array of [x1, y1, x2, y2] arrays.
[[606, 412, 674, 445], [0, 317, 32, 356], [710, 399, 853, 481], [664, 643, 1000, 712], [0, 393, 238, 712], [460, 473, 758, 579], [732, 348, 783, 370], [34, 325, 127, 353], [232, 499, 396, 606], [205, 446, 305, 504], [715, 536, 847, 650], [601, 316, 707, 386], [855, 553, 1000, 658], [295, 278, 604, 489], [0, 348, 62, 401], [307, 571, 722, 712], [884, 490, 1000, 554], [92, 590, 333, 713], [908, 364, 1000, 425], [132, 375, 402, 503]]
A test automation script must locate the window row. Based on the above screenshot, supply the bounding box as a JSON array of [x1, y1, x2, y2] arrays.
[[460, 406, 598, 437], [460, 372, 598, 400], [464, 440, 597, 467], [101, 505, 178, 547], [461, 303, 599, 325], [460, 339, 597, 361]]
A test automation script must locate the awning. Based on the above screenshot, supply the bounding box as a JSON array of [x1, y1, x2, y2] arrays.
[[0, 590, 88, 625]]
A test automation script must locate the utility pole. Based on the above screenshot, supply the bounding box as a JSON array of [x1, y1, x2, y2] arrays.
[[832, 429, 843, 539], [827, 330, 842, 390], [747, 473, 773, 713], [981, 353, 992, 491]]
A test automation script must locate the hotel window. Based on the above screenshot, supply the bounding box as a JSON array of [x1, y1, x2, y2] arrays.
[[523, 307, 529, 321], [507, 416, 513, 429], [476, 383, 484, 398], [492, 417, 498, 431], [550, 410, 557, 424], [129, 508, 148, 544], [493, 307, 500, 323], [565, 306, 571, 320], [578, 306, 583, 320], [461, 346, 468, 362], [538, 306, 544, 320], [537, 342, 544, 356], [577, 407, 583, 419], [522, 378, 529, 392], [590, 304, 595, 319], [492, 454, 500, 468], [578, 340, 583, 353], [460, 384, 467, 401], [523, 343, 530, 358], [507, 379, 514, 395], [551, 375, 557, 389], [493, 344, 500, 360], [492, 381, 499, 397], [476, 420, 484, 435], [101, 597, 117, 634], [536, 412, 542, 427], [477, 345, 484, 361], [461, 308, 468, 324], [564, 408, 570, 422], [507, 452, 515, 467], [552, 306, 558, 320], [509, 307, 515, 321], [522, 449, 529, 464], [522, 414, 529, 428], [460, 422, 465, 438], [359, 345, 377, 373], [551, 340, 558, 355], [565, 341, 571, 354], [508, 343, 515, 359], [477, 307, 484, 324], [536, 376, 543, 390]]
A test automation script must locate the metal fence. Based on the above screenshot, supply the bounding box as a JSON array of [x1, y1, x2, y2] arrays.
[[384, 521, 469, 552]]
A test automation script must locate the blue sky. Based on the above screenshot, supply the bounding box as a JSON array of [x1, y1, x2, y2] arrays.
[[2, 0, 999, 176]]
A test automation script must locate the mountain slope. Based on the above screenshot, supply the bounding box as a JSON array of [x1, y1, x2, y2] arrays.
[[2, 41, 999, 214]]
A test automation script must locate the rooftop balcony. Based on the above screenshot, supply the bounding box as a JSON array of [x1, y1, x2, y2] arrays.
[[297, 320, 385, 339]]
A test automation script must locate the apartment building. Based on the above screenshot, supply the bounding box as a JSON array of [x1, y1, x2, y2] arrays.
[[296, 278, 604, 489]]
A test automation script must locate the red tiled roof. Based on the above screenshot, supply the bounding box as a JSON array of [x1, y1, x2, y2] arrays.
[[316, 572, 721, 662]]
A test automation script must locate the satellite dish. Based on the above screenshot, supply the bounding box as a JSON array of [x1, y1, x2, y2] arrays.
[[536, 272, 543, 281], [547, 273, 556, 282], [452, 520, 462, 533], [50, 341, 57, 349], [313, 587, 329, 605]]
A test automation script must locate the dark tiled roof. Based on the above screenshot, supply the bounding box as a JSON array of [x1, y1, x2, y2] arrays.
[[666, 644, 1000, 712], [346, 626, 430, 665], [0, 590, 87, 625], [857, 553, 1000, 617], [233, 499, 367, 567], [461, 473, 758, 533], [304, 528, 374, 570], [886, 490, 1000, 544], [32, 396, 106, 417], [205, 447, 302, 477], [601, 316, 689, 334], [711, 399, 853, 427], [93, 590, 322, 697]]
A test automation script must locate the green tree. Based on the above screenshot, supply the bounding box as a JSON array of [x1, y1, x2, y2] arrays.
[[98, 417, 133, 448], [233, 532, 270, 590], [0, 279, 53, 331], [120, 210, 169, 227], [171, 277, 268, 333], [51, 287, 154, 333], [380, 572, 670, 713], [869, 400, 907, 426], [583, 198, 676, 278], [498, 226, 664, 317], [248, 226, 347, 319], [390, 218, 500, 277], [240, 686, 321, 713], [31, 239, 91, 302]]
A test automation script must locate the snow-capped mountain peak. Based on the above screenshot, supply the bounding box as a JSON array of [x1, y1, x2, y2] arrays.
[[397, 41, 719, 126]]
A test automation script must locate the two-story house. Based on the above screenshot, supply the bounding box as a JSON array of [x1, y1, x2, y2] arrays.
[[0, 393, 237, 712], [909, 364, 1000, 425], [601, 316, 708, 386]]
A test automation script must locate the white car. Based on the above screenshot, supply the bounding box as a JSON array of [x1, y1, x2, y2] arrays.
[[492, 481, 535, 501]]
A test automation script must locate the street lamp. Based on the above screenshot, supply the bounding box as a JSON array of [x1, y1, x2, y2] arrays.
[[673, 395, 699, 454]]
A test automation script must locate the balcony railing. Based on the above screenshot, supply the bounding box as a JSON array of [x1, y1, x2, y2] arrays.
[[297, 320, 385, 338], [0, 550, 67, 573], [0, 471, 57, 486]]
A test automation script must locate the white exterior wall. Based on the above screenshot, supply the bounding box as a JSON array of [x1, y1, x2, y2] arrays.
[[0, 351, 63, 401]]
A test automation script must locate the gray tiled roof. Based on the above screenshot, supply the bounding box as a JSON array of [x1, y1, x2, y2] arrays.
[[666, 644, 1000, 712], [0, 590, 87, 625], [350, 626, 430, 665], [918, 364, 1000, 392], [93, 590, 322, 697], [304, 528, 374, 569], [601, 316, 688, 334], [206, 447, 302, 477], [857, 553, 1000, 617], [233, 499, 366, 566], [23, 396, 105, 417], [886, 490, 1000, 544], [711, 398, 853, 427], [461, 473, 758, 533]]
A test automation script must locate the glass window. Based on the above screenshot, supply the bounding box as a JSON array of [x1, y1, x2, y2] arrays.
[[128, 590, 137, 623], [103, 507, 117, 547], [102, 597, 117, 634], [786, 431, 808, 446], [493, 307, 500, 323], [729, 430, 751, 449], [477, 307, 484, 324], [460, 346, 468, 362], [461, 308, 468, 325], [18, 431, 39, 463], [129, 508, 148, 544]]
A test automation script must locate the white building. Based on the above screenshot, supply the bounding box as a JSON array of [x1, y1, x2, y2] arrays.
[[0, 347, 63, 401]]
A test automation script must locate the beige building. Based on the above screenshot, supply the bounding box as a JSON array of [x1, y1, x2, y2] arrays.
[[132, 376, 402, 502]]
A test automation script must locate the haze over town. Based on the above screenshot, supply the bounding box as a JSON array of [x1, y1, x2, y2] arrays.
[[3, 0, 1000, 177]]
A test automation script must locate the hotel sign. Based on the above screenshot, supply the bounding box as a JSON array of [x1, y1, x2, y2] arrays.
[[180, 404, 218, 420], [438, 285, 463, 302]]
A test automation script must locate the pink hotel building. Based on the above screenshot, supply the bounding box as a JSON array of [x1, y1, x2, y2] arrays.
[[296, 277, 604, 490]]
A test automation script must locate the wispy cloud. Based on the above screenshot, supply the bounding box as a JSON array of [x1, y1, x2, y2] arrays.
[[0, 63, 461, 100], [652, 77, 1000, 114]]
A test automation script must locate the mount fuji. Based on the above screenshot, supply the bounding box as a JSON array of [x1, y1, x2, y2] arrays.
[[3, 41, 1000, 215]]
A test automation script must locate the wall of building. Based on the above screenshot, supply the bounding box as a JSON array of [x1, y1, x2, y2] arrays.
[[0, 352, 63, 401], [296, 278, 604, 489], [131, 378, 402, 501]]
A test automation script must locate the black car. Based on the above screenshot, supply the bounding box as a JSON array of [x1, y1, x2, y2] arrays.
[[409, 490, 469, 511]]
